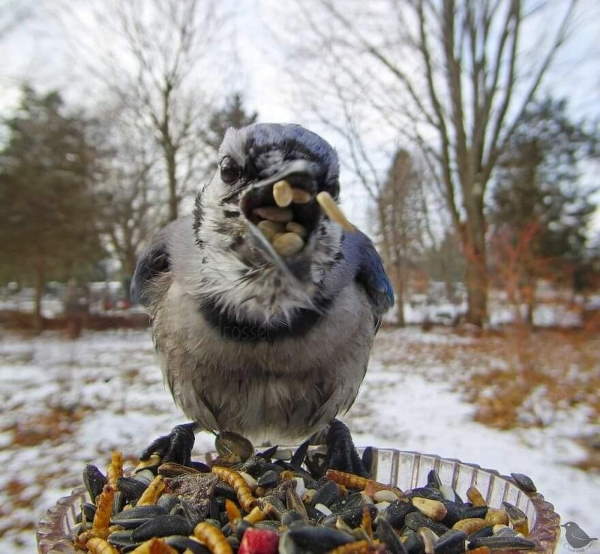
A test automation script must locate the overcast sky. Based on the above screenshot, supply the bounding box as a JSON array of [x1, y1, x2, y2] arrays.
[[2, 0, 599, 231]]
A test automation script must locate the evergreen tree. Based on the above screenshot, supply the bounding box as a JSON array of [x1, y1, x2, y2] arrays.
[[204, 92, 258, 172], [0, 86, 105, 329], [489, 97, 597, 322]]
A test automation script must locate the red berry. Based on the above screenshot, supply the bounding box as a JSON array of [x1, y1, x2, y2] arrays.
[[238, 528, 279, 554]]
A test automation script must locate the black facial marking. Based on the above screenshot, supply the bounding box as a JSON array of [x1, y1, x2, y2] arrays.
[[193, 195, 204, 232], [229, 235, 244, 250], [193, 194, 206, 248], [199, 295, 334, 343], [223, 210, 240, 218]]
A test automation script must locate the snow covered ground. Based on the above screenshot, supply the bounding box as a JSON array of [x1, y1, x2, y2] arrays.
[[0, 328, 598, 553]]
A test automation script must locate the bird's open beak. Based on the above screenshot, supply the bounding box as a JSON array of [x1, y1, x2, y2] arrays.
[[238, 159, 355, 282], [239, 160, 323, 265]]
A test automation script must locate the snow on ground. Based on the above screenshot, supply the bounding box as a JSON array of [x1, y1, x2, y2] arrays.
[[348, 349, 600, 554], [0, 328, 598, 553]]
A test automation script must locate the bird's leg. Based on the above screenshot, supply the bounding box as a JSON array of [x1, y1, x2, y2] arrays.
[[310, 419, 368, 477], [140, 422, 198, 466]]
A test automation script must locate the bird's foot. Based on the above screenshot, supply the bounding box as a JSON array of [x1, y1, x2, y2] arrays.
[[140, 422, 197, 466], [310, 419, 368, 477]]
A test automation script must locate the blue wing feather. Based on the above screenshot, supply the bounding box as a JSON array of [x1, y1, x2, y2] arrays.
[[131, 240, 170, 305], [341, 230, 395, 317]]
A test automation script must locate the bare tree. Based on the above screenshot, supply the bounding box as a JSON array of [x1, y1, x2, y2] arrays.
[[55, 0, 226, 221], [284, 0, 580, 326], [93, 105, 160, 295], [377, 150, 430, 326], [291, 84, 438, 324], [278, 58, 440, 325], [100, 163, 156, 297]]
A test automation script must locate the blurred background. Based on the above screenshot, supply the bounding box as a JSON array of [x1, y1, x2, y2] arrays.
[[0, 1, 599, 552]]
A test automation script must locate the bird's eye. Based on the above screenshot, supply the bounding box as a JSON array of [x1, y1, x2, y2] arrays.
[[219, 156, 241, 185]]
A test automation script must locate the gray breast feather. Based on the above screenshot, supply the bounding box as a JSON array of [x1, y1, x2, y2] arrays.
[[134, 217, 388, 443], [150, 273, 375, 445]]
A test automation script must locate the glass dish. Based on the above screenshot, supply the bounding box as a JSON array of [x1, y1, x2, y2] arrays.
[[37, 448, 560, 553]]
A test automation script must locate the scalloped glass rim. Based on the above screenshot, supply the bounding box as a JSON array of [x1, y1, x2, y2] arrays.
[[36, 448, 561, 553]]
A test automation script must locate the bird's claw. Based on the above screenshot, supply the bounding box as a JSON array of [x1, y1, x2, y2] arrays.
[[308, 419, 368, 478], [140, 422, 197, 466]]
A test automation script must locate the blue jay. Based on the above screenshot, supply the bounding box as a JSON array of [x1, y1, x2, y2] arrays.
[[132, 123, 393, 471]]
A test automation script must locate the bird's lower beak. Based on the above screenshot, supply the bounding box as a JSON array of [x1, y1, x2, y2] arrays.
[[239, 160, 323, 264]]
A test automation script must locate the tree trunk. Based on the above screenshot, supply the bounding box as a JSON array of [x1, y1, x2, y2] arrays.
[[444, 276, 456, 304], [465, 258, 487, 327], [166, 146, 178, 221], [121, 248, 138, 302], [33, 260, 45, 333], [462, 206, 488, 327], [524, 276, 536, 328], [525, 298, 534, 328], [392, 261, 405, 327], [122, 276, 132, 303]]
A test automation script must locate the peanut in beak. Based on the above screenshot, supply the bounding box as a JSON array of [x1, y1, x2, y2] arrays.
[[273, 180, 293, 207], [316, 191, 355, 232], [254, 183, 355, 257], [255, 179, 308, 256]]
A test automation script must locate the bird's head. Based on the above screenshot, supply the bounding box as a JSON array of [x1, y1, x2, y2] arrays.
[[190, 123, 345, 322]]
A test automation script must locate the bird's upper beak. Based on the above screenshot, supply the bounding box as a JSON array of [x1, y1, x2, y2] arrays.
[[239, 159, 324, 275]]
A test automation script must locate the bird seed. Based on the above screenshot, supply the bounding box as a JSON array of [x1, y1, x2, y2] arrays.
[[72, 435, 540, 554], [272, 233, 305, 257]]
